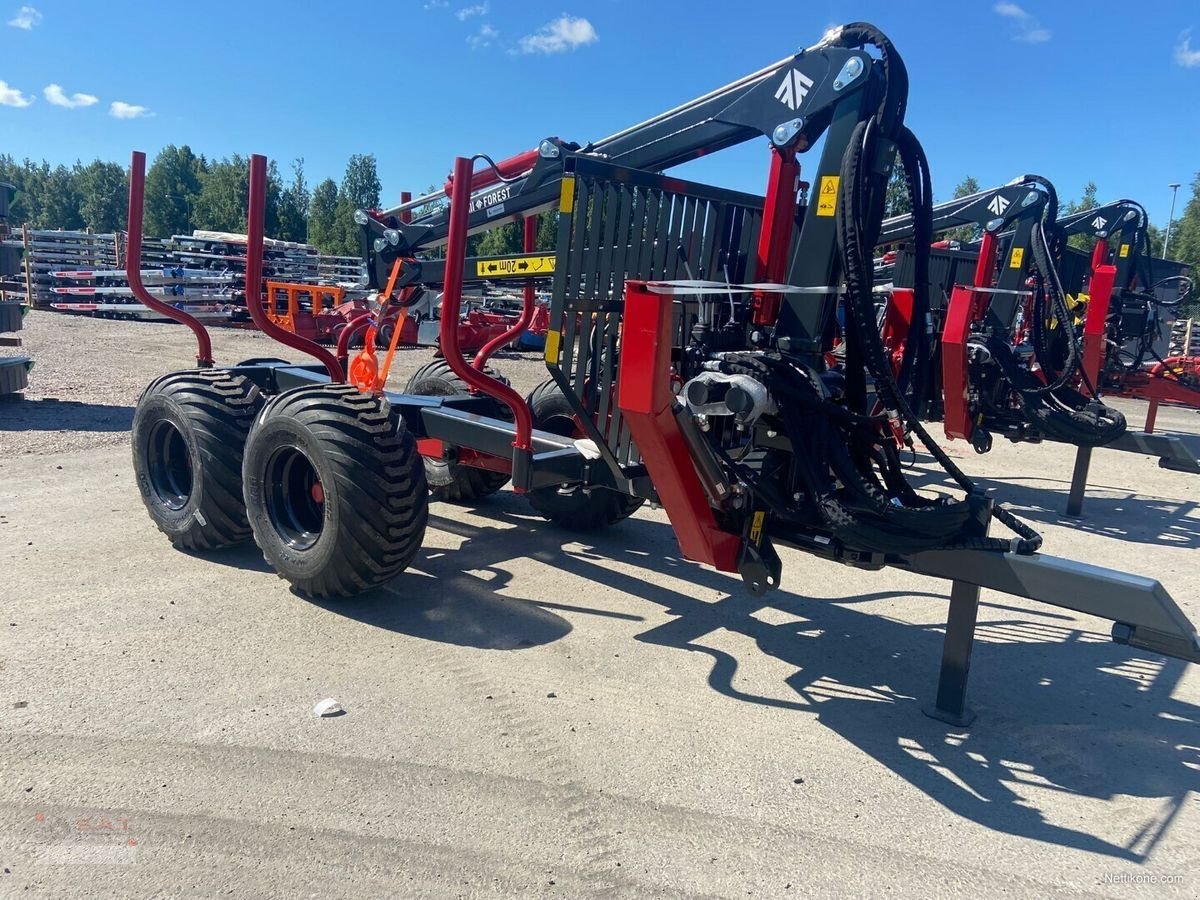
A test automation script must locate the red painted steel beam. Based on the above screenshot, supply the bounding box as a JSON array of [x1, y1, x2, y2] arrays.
[[940, 230, 998, 442], [1081, 240, 1116, 394], [880, 287, 915, 379], [243, 154, 345, 383], [751, 146, 800, 326], [617, 280, 741, 572], [439, 157, 534, 483], [941, 284, 974, 441], [126, 151, 214, 367], [473, 215, 540, 370]]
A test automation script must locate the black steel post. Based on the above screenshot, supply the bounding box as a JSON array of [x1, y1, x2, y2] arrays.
[[922, 503, 991, 727], [1066, 445, 1093, 517], [923, 578, 982, 727]]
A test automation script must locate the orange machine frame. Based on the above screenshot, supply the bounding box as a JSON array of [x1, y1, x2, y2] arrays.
[[263, 281, 347, 333]]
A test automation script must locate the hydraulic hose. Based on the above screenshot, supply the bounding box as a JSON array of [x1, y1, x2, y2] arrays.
[[1008, 186, 1127, 445], [818, 28, 1043, 555]]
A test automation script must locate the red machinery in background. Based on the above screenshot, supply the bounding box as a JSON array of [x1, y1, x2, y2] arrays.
[[1058, 200, 1198, 432]]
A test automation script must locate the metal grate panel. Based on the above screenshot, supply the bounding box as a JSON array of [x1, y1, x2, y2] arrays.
[[546, 157, 764, 471]]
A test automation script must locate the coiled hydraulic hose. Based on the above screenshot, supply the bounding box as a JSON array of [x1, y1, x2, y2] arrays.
[[814, 24, 1043, 555]]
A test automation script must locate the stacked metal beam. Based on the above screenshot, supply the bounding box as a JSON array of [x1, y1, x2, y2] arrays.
[[1169, 318, 1198, 358], [0, 183, 32, 394], [13, 228, 366, 326]]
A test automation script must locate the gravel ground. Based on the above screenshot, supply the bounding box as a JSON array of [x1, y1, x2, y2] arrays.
[[2, 310, 1200, 896], [0, 311, 550, 456]]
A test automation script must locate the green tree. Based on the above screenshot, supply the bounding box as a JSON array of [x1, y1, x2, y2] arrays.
[[75, 160, 128, 232], [1169, 172, 1200, 271], [192, 155, 249, 233], [475, 223, 522, 257], [474, 211, 560, 258], [275, 158, 310, 243], [264, 159, 284, 239], [954, 176, 981, 197], [144, 145, 203, 236], [37, 164, 83, 231], [0, 155, 44, 226], [332, 154, 382, 255], [308, 178, 339, 254]]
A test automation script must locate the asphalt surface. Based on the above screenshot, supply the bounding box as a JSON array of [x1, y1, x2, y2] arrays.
[[2, 313, 1199, 897]]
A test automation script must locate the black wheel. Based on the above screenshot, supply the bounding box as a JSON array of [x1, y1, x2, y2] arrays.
[[404, 359, 511, 502], [132, 369, 264, 550], [242, 384, 428, 598], [525, 380, 643, 531]]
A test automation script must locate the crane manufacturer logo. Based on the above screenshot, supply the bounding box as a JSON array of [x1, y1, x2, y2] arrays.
[[1091, 215, 1108, 230], [775, 69, 814, 111], [987, 195, 1010, 216]]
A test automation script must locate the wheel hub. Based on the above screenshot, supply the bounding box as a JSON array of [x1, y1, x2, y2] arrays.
[[147, 420, 192, 510], [265, 445, 325, 550]]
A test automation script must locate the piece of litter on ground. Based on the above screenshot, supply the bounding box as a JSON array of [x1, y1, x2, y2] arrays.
[[312, 698, 345, 718]]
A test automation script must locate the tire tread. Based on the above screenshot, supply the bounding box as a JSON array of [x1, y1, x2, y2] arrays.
[[246, 384, 428, 597]]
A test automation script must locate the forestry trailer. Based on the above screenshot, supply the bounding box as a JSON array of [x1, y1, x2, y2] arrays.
[[126, 24, 1199, 725]]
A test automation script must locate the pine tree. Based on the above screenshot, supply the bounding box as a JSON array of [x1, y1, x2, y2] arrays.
[[144, 145, 203, 236], [308, 178, 339, 254]]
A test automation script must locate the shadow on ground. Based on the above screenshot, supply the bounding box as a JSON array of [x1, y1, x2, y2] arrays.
[[201, 492, 1200, 861], [200, 528, 641, 651], [907, 460, 1200, 549], [431, 499, 1200, 860], [0, 397, 134, 433]]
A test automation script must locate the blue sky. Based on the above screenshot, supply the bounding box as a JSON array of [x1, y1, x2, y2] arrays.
[[2, 1, 1198, 226]]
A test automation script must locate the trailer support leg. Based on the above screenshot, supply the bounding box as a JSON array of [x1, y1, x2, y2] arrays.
[[922, 505, 992, 727], [1144, 399, 1159, 434], [923, 578, 982, 727], [1066, 445, 1092, 517]]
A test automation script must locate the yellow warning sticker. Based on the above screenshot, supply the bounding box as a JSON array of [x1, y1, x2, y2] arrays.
[[1009, 246, 1025, 269], [544, 329, 561, 364], [559, 175, 576, 214], [1119, 243, 1130, 258], [475, 255, 556, 278], [749, 510, 766, 544], [816, 175, 840, 217]]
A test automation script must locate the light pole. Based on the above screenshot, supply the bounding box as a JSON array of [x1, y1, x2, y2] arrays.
[[1163, 182, 1181, 259]]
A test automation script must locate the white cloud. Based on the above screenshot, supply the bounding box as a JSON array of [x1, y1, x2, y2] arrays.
[[0, 79, 34, 107], [44, 83, 99, 109], [993, 2, 1051, 42], [517, 15, 598, 55], [109, 100, 151, 119], [467, 23, 498, 49], [456, 3, 487, 21], [6, 4, 40, 29], [423, 1, 447, 8], [1175, 29, 1200, 67]]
